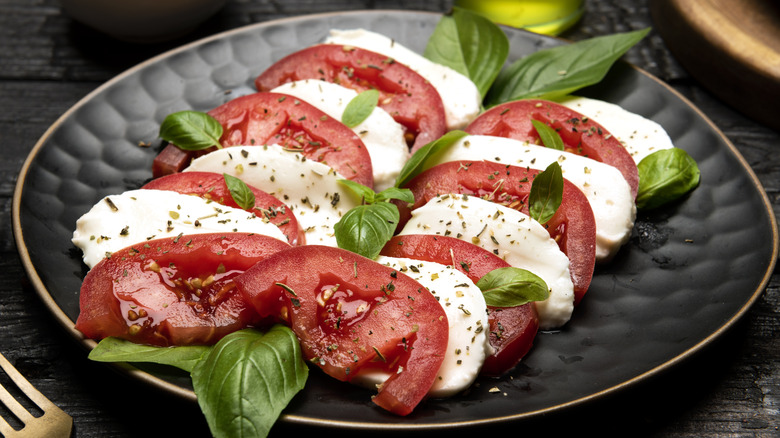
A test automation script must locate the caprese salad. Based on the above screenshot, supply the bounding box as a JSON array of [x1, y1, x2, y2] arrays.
[[71, 8, 700, 438]]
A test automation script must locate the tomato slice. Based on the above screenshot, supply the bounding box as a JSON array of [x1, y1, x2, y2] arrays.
[[380, 234, 539, 377], [152, 142, 192, 178], [465, 99, 639, 199], [153, 91, 374, 188], [141, 171, 305, 246], [254, 44, 447, 152], [233, 245, 449, 416], [75, 233, 291, 347], [397, 160, 596, 305]]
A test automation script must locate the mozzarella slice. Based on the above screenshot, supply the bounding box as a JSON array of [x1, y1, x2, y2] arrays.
[[72, 189, 287, 268], [325, 28, 482, 130], [427, 134, 636, 262], [184, 145, 361, 247], [356, 256, 491, 398], [399, 194, 574, 330], [271, 80, 409, 191], [555, 95, 675, 164]]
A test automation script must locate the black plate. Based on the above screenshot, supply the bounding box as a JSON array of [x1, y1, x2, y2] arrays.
[[12, 10, 778, 430]]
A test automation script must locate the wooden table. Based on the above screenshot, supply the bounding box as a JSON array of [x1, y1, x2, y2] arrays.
[[1, 0, 777, 436]]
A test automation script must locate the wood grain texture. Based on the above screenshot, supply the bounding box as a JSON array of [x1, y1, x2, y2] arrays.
[[0, 0, 778, 437], [650, 0, 780, 131]]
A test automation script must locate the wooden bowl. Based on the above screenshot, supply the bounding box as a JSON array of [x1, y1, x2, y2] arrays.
[[61, 0, 227, 42], [651, 0, 780, 131]]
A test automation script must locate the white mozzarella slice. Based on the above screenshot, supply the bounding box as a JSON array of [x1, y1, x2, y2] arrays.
[[428, 134, 636, 262], [272, 80, 409, 191], [555, 95, 675, 164], [399, 194, 574, 330], [72, 189, 287, 268], [355, 256, 491, 398], [183, 145, 361, 247], [325, 28, 482, 130]]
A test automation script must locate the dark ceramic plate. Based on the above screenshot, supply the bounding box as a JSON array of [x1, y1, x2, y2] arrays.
[[12, 10, 778, 431]]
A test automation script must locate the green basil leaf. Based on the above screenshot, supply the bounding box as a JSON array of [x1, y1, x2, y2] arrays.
[[341, 89, 379, 128], [338, 179, 377, 204], [529, 161, 564, 224], [376, 186, 415, 204], [192, 327, 308, 438], [338, 180, 413, 204], [395, 130, 469, 188], [334, 203, 400, 259], [223, 173, 256, 211], [531, 119, 565, 150], [159, 110, 224, 151], [424, 7, 509, 98], [636, 148, 700, 210], [88, 337, 210, 373], [476, 267, 550, 307], [485, 28, 650, 106]]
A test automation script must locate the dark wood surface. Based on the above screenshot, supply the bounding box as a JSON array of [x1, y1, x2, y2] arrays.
[[1, 0, 778, 437]]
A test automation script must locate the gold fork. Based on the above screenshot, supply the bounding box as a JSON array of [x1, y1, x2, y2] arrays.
[[0, 352, 72, 437]]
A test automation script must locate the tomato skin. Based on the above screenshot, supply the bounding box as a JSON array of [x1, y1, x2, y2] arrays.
[[151, 142, 192, 178], [397, 160, 596, 305], [254, 44, 447, 152], [465, 99, 639, 199], [141, 171, 305, 246], [75, 233, 291, 347], [233, 245, 449, 416], [152, 92, 374, 188], [380, 234, 539, 377], [212, 91, 373, 187]]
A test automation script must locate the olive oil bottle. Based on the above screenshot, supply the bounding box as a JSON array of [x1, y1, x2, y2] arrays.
[[454, 0, 584, 35]]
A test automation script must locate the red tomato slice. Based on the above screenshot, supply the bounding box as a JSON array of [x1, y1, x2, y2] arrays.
[[233, 245, 449, 416], [153, 92, 374, 188], [465, 99, 639, 199], [141, 171, 305, 246], [397, 160, 596, 305], [75, 233, 291, 347], [254, 44, 448, 152], [152, 142, 191, 178], [380, 234, 539, 377]]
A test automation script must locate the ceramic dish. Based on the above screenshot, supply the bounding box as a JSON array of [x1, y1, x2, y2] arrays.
[[12, 10, 778, 431]]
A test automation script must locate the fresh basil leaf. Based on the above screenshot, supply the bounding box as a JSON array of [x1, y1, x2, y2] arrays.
[[339, 179, 414, 205], [531, 119, 565, 150], [477, 267, 549, 307], [341, 89, 380, 128], [334, 203, 400, 259], [529, 161, 564, 224], [424, 12, 464, 75], [424, 7, 509, 98], [88, 337, 209, 373], [338, 179, 377, 204], [485, 28, 651, 106], [192, 327, 308, 438], [636, 148, 700, 210], [159, 110, 224, 151], [376, 186, 415, 204], [223, 173, 256, 210], [395, 130, 469, 188]]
